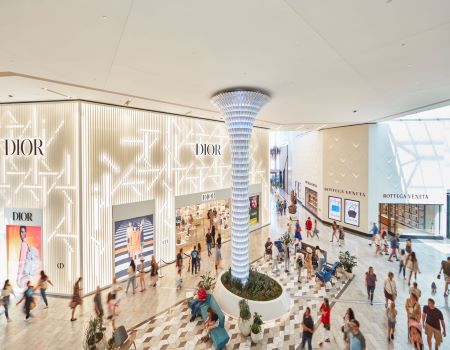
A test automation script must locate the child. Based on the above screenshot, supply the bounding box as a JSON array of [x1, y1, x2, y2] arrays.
[[200, 307, 219, 342], [386, 301, 397, 342]]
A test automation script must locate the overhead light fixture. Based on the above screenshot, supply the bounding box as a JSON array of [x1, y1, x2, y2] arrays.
[[353, 110, 358, 113], [102, 15, 108, 20]]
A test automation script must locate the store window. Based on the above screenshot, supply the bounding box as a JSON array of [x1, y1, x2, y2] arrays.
[[175, 195, 260, 252], [305, 187, 318, 215], [379, 203, 440, 236]]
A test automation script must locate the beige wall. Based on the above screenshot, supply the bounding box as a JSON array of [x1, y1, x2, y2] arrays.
[[322, 125, 369, 231]]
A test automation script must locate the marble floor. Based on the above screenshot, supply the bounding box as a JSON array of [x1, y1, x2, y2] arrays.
[[1, 198, 450, 349]]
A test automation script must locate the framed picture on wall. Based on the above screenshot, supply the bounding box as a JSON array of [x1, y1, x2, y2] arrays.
[[344, 199, 360, 227], [328, 196, 342, 221]]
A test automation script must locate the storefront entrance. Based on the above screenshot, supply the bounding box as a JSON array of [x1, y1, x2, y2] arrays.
[[379, 203, 440, 236]]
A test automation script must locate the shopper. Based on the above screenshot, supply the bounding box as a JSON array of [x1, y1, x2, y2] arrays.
[[150, 255, 158, 287], [305, 217, 313, 239], [422, 298, 446, 349], [300, 307, 314, 350], [342, 308, 355, 342], [111, 276, 122, 304], [405, 238, 413, 254], [388, 235, 399, 262], [190, 245, 199, 275], [410, 282, 422, 300], [16, 281, 35, 321], [313, 219, 319, 238], [369, 223, 379, 246], [107, 292, 117, 330], [272, 246, 279, 273], [190, 282, 207, 322], [296, 248, 304, 283], [37, 270, 53, 308], [399, 249, 407, 279], [315, 246, 325, 273], [176, 248, 184, 289], [215, 243, 222, 272], [206, 231, 212, 257], [139, 257, 146, 292], [407, 252, 421, 286], [405, 292, 421, 322], [438, 257, 450, 297], [318, 298, 331, 346], [387, 301, 397, 342], [305, 247, 313, 281], [283, 200, 287, 215], [384, 272, 397, 308], [374, 232, 382, 255], [365, 266, 377, 305], [330, 221, 338, 243], [338, 225, 345, 247], [70, 277, 82, 321], [200, 307, 219, 342], [211, 224, 216, 248], [348, 320, 366, 350], [1, 280, 15, 321], [295, 220, 302, 242], [284, 241, 290, 273], [93, 286, 105, 330], [197, 243, 202, 271], [125, 260, 137, 294], [265, 237, 273, 260]]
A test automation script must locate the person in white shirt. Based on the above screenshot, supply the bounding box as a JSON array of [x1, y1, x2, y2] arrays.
[[384, 272, 397, 309], [1, 280, 16, 321]]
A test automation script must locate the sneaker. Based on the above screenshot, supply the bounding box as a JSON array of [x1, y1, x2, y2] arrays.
[[391, 333, 394, 340], [319, 342, 323, 347], [70, 318, 77, 322]]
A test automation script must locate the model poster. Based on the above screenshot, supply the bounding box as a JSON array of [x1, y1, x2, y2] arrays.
[[344, 199, 360, 226], [249, 195, 259, 226], [114, 215, 154, 280], [328, 196, 342, 221], [7, 225, 42, 288]]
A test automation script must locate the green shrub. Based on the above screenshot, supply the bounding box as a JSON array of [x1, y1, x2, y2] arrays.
[[239, 299, 251, 320], [221, 268, 282, 301]]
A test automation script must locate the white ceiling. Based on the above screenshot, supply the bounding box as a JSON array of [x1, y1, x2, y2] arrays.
[[1, 0, 450, 129]]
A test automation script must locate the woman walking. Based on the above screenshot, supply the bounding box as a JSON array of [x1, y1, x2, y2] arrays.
[[387, 301, 397, 342], [214, 244, 222, 272], [284, 241, 291, 273], [399, 249, 407, 279], [300, 307, 314, 350], [330, 221, 338, 243], [365, 267, 377, 305], [338, 225, 345, 247], [16, 281, 35, 321], [150, 255, 158, 287], [305, 247, 313, 282], [295, 220, 302, 245], [318, 298, 331, 346], [342, 308, 355, 342], [107, 292, 117, 330], [70, 277, 82, 321], [1, 280, 15, 321], [37, 270, 53, 308], [406, 252, 420, 286], [139, 258, 146, 292], [384, 272, 397, 308], [126, 260, 137, 294], [176, 248, 184, 289]]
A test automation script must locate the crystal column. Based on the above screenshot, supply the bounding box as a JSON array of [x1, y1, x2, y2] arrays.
[[212, 90, 269, 284]]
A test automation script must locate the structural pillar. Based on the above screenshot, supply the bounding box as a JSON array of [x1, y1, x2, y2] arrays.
[[212, 90, 269, 284]]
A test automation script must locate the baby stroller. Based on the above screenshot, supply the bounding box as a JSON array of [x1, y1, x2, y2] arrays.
[[408, 319, 423, 349]]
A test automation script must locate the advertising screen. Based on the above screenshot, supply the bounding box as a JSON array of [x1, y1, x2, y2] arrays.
[[7, 225, 42, 288], [344, 199, 360, 227], [249, 195, 259, 226], [328, 196, 342, 221], [114, 215, 154, 280]]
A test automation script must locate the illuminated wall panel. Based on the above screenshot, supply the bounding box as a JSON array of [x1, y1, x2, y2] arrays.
[[0, 102, 80, 295]]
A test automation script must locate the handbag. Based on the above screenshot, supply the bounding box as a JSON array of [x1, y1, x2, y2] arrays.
[[437, 274, 441, 279]]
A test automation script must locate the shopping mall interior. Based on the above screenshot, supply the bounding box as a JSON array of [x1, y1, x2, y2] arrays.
[[1, 2, 450, 350]]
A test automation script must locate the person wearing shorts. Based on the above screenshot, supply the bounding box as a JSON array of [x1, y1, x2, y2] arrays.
[[439, 257, 450, 297], [422, 298, 446, 349]]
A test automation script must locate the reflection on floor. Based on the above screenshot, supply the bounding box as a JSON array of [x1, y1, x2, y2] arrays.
[[133, 256, 351, 350]]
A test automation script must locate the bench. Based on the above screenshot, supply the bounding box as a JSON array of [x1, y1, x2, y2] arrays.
[[188, 293, 230, 350]]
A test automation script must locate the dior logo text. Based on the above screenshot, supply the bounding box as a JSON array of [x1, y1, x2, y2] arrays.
[[13, 212, 33, 221], [5, 138, 44, 156], [195, 143, 221, 156]]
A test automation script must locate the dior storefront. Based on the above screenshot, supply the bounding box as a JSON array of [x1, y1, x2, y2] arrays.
[[0, 101, 270, 295]]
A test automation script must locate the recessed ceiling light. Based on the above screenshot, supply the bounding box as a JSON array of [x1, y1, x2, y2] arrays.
[[401, 43, 406, 47], [8, 94, 13, 98], [102, 15, 108, 20], [407, 64, 413, 68], [353, 110, 357, 113]]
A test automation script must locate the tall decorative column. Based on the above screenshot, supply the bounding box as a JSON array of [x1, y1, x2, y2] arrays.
[[212, 90, 269, 284]]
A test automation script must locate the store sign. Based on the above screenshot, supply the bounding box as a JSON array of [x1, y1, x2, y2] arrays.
[[383, 193, 429, 200], [195, 143, 221, 156], [201, 192, 216, 201], [4, 138, 44, 156], [12, 211, 34, 222], [324, 187, 366, 198]]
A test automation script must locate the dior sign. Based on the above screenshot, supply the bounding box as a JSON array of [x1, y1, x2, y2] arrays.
[[201, 192, 216, 201], [4, 138, 44, 156], [195, 143, 221, 156]]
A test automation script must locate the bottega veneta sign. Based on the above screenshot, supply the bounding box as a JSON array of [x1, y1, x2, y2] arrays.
[[4, 138, 44, 156], [195, 143, 221, 156]]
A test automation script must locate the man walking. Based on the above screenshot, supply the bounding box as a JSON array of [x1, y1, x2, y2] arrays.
[[369, 223, 378, 246], [348, 320, 367, 350], [422, 298, 446, 349], [190, 245, 199, 274], [439, 257, 450, 297]]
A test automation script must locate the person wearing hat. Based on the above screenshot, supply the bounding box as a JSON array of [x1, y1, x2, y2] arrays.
[[305, 247, 313, 282]]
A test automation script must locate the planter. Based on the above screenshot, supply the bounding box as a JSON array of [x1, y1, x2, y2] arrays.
[[251, 331, 263, 344], [343, 270, 353, 279], [238, 318, 252, 336]]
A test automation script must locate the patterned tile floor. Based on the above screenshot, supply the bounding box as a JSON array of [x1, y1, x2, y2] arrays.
[[133, 256, 352, 350]]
